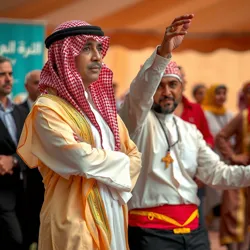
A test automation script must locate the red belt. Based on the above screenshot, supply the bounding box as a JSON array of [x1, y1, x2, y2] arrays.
[[129, 204, 199, 234]]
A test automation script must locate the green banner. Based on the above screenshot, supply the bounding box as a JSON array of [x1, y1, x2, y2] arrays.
[[0, 21, 45, 98]]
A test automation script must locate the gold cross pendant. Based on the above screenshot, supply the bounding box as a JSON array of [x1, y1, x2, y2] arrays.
[[162, 151, 174, 168]]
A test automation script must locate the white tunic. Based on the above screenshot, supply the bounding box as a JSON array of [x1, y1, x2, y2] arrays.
[[205, 110, 234, 140], [85, 91, 127, 250], [119, 48, 250, 210]]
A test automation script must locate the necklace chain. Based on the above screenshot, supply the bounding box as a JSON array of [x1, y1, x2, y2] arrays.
[[153, 113, 180, 152]]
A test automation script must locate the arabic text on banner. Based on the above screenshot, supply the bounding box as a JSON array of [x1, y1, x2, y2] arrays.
[[0, 22, 45, 98]]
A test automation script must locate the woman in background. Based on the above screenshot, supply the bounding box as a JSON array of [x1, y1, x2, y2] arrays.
[[192, 83, 207, 104], [202, 84, 234, 231]]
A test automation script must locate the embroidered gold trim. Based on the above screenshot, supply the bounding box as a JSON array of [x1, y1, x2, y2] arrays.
[[42, 94, 95, 145], [88, 183, 112, 243], [130, 209, 198, 234]]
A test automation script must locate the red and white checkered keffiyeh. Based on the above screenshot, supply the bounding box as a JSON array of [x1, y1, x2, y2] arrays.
[[39, 20, 120, 150], [163, 61, 182, 83]]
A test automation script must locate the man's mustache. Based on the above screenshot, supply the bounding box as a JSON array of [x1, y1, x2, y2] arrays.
[[88, 62, 102, 69], [159, 96, 174, 102], [3, 82, 12, 88]]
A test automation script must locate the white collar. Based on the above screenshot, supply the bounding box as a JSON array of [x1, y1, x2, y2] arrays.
[[153, 111, 174, 123], [27, 98, 34, 110]]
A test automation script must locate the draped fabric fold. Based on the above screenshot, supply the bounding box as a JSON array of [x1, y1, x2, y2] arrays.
[[17, 94, 112, 250]]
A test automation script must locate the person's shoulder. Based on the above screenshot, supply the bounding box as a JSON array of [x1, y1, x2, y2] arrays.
[[34, 95, 79, 120], [189, 102, 205, 116], [183, 97, 203, 112], [14, 102, 28, 113], [189, 101, 202, 109], [19, 99, 28, 106], [184, 98, 202, 110], [36, 94, 58, 105], [35, 94, 70, 112], [18, 99, 29, 110], [27, 95, 64, 118], [12, 103, 29, 120]]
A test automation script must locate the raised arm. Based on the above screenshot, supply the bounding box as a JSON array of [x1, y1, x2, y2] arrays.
[[119, 14, 194, 136]]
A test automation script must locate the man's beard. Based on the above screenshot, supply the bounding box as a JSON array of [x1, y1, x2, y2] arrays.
[[152, 96, 179, 114]]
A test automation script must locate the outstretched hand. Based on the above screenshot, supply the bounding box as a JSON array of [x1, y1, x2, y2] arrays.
[[158, 14, 194, 58]]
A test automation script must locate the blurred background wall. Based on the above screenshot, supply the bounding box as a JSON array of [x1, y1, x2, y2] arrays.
[[104, 46, 250, 113], [1, 0, 250, 112]]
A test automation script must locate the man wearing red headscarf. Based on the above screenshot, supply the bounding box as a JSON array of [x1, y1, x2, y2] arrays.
[[17, 20, 142, 250], [119, 15, 250, 250]]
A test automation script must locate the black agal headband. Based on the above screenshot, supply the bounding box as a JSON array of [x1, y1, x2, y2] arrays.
[[45, 25, 104, 49]]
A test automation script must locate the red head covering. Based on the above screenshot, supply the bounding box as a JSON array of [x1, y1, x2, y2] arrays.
[[163, 61, 182, 82], [39, 20, 120, 150]]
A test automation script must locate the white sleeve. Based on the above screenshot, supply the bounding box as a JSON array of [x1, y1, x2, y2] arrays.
[[196, 129, 250, 189], [119, 47, 171, 136], [33, 106, 131, 192]]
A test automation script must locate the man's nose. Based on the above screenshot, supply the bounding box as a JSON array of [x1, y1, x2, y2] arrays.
[[163, 85, 171, 96], [92, 49, 102, 61], [5, 73, 12, 82]]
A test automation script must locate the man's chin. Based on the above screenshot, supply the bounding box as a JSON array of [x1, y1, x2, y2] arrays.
[[161, 104, 175, 114], [152, 102, 177, 114], [92, 72, 101, 79], [162, 109, 174, 115], [87, 75, 100, 85], [153, 106, 175, 114], [4, 90, 12, 96]]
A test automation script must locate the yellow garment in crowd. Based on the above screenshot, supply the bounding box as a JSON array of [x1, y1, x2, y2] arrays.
[[17, 94, 141, 250], [202, 84, 226, 115]]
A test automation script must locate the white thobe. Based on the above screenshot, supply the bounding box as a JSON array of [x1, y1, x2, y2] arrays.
[[119, 47, 250, 210]]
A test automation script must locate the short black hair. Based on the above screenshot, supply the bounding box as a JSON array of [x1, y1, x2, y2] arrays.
[[192, 84, 206, 97], [215, 84, 227, 93]]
